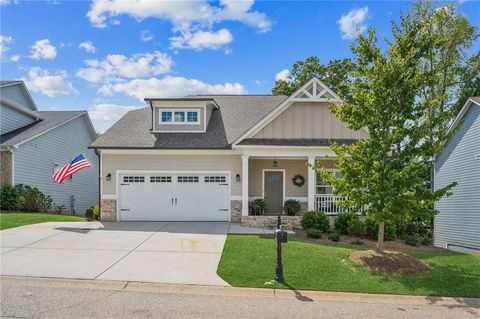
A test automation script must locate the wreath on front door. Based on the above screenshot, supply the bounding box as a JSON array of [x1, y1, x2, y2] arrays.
[[292, 174, 305, 187]]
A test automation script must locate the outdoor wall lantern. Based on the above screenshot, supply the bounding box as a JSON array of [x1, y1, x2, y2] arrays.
[[273, 158, 278, 167], [106, 173, 111, 181], [236, 174, 241, 182]]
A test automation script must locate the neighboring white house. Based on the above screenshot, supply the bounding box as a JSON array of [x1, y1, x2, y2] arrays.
[[434, 97, 480, 252], [90, 78, 369, 229], [0, 81, 98, 215]]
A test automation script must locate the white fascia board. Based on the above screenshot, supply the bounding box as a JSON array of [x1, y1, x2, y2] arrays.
[[237, 146, 336, 158], [447, 98, 479, 135], [13, 112, 88, 148], [99, 149, 242, 155]]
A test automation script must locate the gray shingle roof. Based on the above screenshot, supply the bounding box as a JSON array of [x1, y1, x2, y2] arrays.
[[1, 111, 86, 146], [90, 95, 288, 149]]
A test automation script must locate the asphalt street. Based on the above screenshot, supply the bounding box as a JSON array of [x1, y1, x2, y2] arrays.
[[1, 277, 479, 319]]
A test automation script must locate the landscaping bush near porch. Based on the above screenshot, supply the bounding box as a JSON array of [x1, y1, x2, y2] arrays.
[[217, 235, 480, 297]]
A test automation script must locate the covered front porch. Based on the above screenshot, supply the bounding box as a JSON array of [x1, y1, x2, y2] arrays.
[[234, 149, 352, 229]]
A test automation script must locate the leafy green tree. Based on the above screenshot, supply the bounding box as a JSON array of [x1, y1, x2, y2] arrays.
[[272, 57, 353, 100], [316, 1, 476, 252]]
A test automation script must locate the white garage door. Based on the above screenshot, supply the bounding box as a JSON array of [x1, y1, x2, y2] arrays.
[[118, 173, 230, 221]]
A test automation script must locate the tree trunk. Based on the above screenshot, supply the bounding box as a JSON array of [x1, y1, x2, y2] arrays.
[[376, 221, 385, 252]]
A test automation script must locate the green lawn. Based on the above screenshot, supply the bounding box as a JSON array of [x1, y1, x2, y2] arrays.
[[0, 213, 86, 230], [217, 235, 480, 298]]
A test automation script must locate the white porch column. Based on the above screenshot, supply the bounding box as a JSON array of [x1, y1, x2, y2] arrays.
[[307, 155, 316, 211], [241, 154, 250, 216]]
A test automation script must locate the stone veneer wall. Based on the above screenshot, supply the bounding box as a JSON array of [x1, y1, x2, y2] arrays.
[[241, 216, 302, 230], [230, 200, 242, 223], [0, 151, 13, 185], [101, 199, 117, 221]]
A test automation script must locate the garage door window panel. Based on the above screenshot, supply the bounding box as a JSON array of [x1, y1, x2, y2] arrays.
[[123, 176, 145, 183], [204, 176, 226, 183], [150, 176, 172, 183], [178, 176, 199, 183]]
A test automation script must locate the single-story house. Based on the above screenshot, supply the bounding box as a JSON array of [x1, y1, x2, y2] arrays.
[[89, 78, 369, 228], [434, 97, 480, 252], [0, 81, 98, 215]]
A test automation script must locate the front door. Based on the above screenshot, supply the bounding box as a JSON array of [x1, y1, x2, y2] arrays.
[[264, 171, 284, 214]]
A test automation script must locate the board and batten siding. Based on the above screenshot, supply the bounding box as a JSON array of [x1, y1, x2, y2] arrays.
[[13, 114, 98, 215], [101, 154, 242, 196], [434, 103, 480, 251], [252, 102, 369, 140], [0, 104, 36, 135], [0, 84, 35, 110]]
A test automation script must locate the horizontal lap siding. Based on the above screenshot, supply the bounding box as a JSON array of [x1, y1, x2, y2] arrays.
[[13, 115, 98, 215], [0, 104, 36, 134], [102, 154, 242, 196], [0, 85, 35, 110], [434, 104, 480, 250]]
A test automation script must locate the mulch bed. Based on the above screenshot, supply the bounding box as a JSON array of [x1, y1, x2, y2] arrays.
[[349, 250, 430, 273], [295, 228, 446, 252]]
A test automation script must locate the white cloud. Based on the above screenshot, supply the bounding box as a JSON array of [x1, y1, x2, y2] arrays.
[[9, 54, 20, 62], [0, 0, 17, 6], [22, 67, 79, 97], [29, 39, 57, 60], [76, 51, 173, 83], [275, 69, 290, 81], [0, 35, 13, 59], [79, 41, 96, 53], [337, 7, 369, 40], [86, 0, 271, 50], [140, 30, 154, 42], [99, 76, 246, 101], [88, 103, 139, 121], [170, 28, 233, 50]]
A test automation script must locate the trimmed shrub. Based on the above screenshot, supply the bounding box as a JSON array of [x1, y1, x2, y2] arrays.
[[421, 236, 432, 246], [86, 205, 100, 221], [301, 211, 330, 233], [283, 199, 301, 216], [365, 218, 397, 241], [334, 212, 359, 235], [328, 231, 340, 242], [347, 219, 366, 237], [0, 184, 24, 211], [306, 228, 322, 239]]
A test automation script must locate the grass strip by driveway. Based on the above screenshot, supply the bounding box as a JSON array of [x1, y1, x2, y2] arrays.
[[0, 213, 86, 230], [217, 234, 480, 298]]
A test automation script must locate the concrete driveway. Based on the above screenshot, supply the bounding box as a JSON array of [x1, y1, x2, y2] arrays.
[[0, 221, 229, 286]]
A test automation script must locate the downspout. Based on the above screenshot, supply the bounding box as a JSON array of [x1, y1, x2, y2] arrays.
[[149, 101, 154, 132], [94, 148, 101, 214]]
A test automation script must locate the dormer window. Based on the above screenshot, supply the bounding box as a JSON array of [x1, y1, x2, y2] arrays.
[[159, 109, 200, 125]]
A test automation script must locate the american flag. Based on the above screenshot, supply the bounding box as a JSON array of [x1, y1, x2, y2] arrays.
[[53, 154, 91, 183]]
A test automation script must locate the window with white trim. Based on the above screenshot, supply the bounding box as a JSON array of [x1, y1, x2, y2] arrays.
[[204, 176, 226, 183], [159, 109, 200, 125], [123, 176, 145, 183], [177, 176, 199, 183], [150, 176, 172, 183], [316, 171, 342, 195]]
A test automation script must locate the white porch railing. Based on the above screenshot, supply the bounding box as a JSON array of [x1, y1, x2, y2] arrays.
[[315, 195, 360, 215]]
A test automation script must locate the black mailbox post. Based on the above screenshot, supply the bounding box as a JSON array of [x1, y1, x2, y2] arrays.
[[274, 215, 287, 283]]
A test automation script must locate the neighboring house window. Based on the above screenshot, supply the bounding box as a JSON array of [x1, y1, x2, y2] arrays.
[[159, 109, 200, 125], [316, 171, 341, 195]]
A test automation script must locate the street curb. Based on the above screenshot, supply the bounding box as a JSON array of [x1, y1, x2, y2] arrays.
[[1, 275, 478, 308]]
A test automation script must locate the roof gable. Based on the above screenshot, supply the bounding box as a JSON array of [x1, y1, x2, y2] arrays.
[[0, 81, 37, 111], [448, 97, 480, 135]]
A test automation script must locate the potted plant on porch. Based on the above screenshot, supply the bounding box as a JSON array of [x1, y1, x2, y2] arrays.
[[249, 198, 267, 215], [283, 199, 301, 216]]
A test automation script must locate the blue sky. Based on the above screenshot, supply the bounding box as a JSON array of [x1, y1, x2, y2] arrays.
[[1, 0, 479, 132]]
